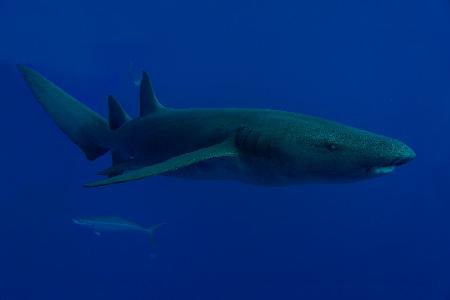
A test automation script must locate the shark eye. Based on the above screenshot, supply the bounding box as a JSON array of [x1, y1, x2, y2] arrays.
[[325, 142, 339, 151]]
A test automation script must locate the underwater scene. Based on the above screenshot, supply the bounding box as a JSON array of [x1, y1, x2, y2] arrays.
[[1, 0, 450, 299]]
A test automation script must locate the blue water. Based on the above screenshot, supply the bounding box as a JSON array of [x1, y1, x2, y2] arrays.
[[1, 0, 450, 299]]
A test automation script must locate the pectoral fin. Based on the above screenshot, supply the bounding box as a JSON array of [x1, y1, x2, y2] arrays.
[[85, 140, 238, 187]]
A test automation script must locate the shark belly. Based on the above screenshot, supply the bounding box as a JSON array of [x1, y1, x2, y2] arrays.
[[112, 111, 296, 185]]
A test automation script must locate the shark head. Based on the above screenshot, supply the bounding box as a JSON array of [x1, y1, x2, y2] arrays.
[[284, 118, 415, 182], [316, 131, 416, 181], [241, 114, 416, 184]]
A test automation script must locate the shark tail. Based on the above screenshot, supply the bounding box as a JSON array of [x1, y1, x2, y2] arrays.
[[146, 222, 166, 235], [18, 65, 112, 161], [145, 222, 166, 245]]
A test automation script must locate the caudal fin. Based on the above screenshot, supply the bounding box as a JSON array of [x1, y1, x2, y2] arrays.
[[145, 222, 166, 246], [146, 222, 166, 235], [18, 65, 111, 161]]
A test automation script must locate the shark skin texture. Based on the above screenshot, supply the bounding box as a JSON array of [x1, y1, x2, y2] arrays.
[[18, 65, 416, 187]]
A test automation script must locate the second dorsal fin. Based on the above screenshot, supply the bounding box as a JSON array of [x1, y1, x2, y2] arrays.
[[140, 72, 163, 117], [108, 96, 131, 130]]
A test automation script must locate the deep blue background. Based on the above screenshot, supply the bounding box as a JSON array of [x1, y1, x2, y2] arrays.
[[1, 0, 450, 299]]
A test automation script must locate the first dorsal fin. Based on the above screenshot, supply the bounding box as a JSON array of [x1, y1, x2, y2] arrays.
[[140, 72, 163, 117], [108, 95, 131, 130]]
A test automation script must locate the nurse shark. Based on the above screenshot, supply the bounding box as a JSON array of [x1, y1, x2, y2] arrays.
[[18, 66, 415, 187]]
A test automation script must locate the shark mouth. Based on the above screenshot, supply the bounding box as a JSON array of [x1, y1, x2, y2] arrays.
[[370, 156, 413, 175], [371, 166, 396, 175]]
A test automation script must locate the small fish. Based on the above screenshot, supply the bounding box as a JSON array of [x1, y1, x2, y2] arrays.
[[128, 61, 143, 86], [73, 216, 165, 243]]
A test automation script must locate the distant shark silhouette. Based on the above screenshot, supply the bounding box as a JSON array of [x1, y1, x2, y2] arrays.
[[73, 216, 165, 239], [18, 66, 415, 187], [73, 216, 165, 254]]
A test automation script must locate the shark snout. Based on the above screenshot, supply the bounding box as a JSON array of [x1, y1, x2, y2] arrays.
[[392, 143, 416, 166], [370, 142, 415, 175]]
